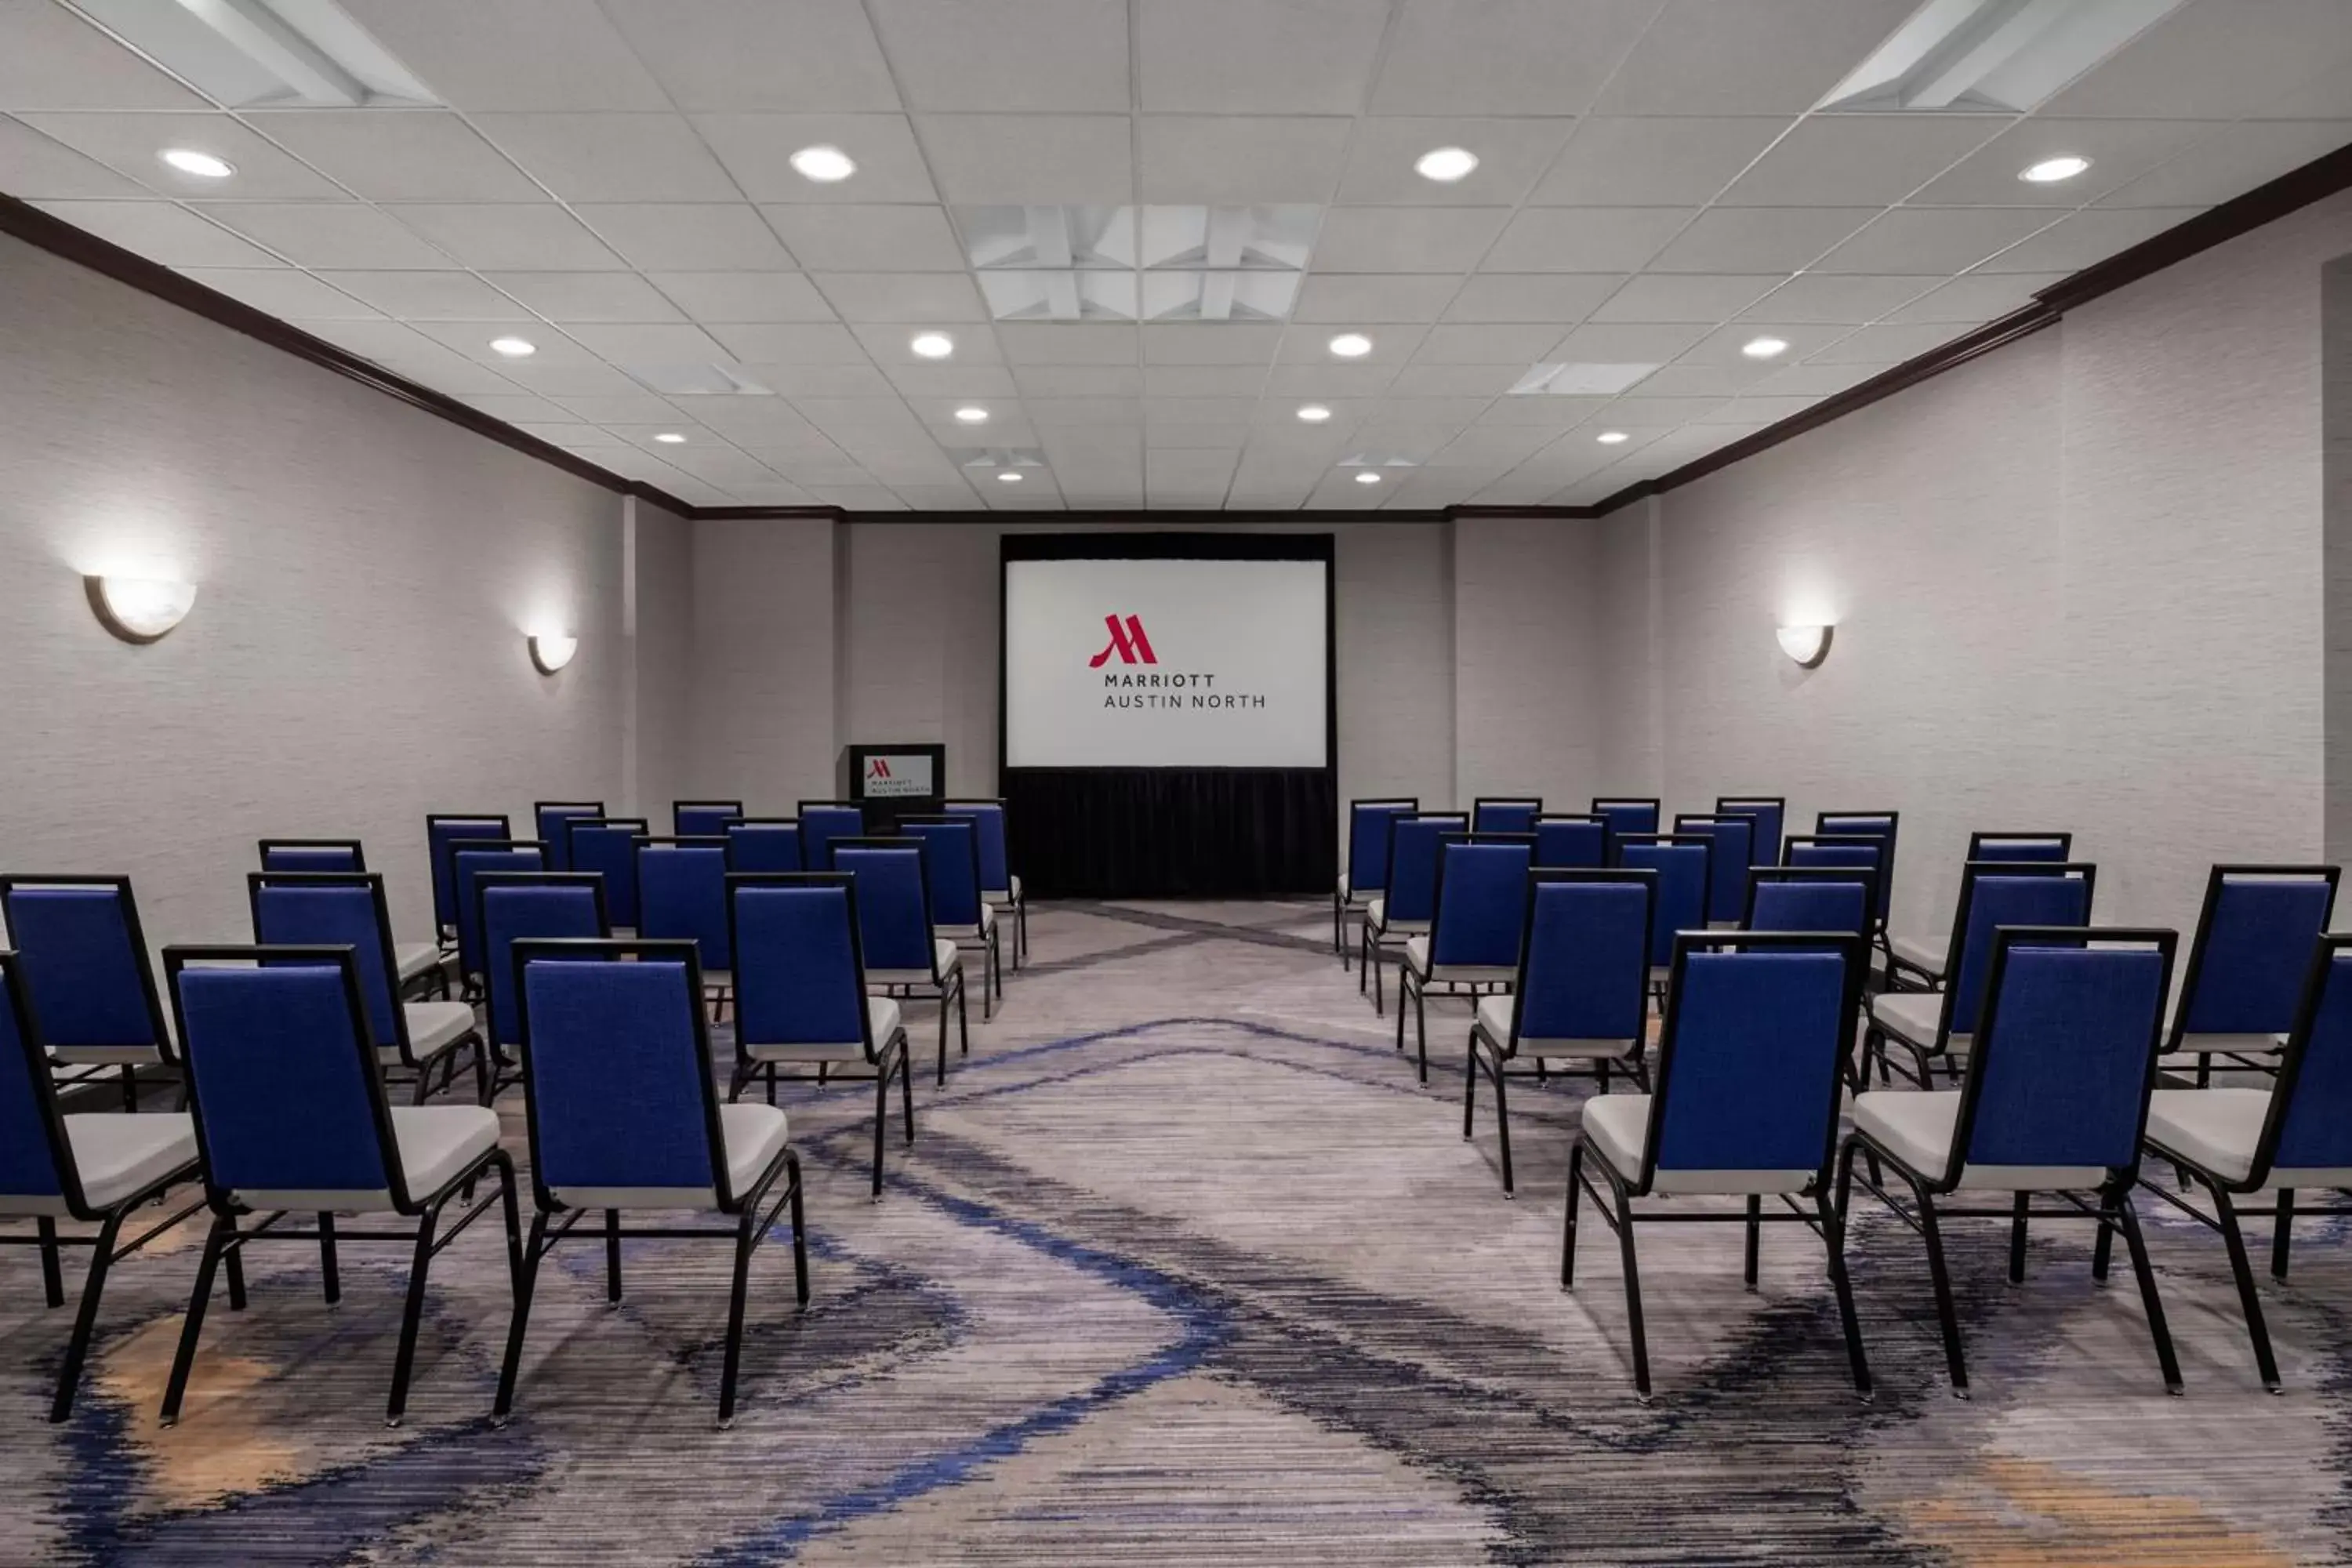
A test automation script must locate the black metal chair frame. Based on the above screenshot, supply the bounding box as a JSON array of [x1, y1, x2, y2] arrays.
[[1334, 797, 1417, 969], [942, 798, 1028, 970], [633, 835, 734, 1018], [425, 812, 511, 951], [895, 815, 1006, 1015], [0, 873, 178, 1110], [833, 837, 971, 1085], [2165, 864, 2343, 1086], [1398, 833, 1535, 1083], [472, 870, 611, 1103], [1359, 812, 1467, 1017]]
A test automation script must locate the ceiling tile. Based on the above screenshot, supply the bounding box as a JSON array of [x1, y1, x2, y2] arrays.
[[1744, 360, 1885, 396], [2099, 121, 2352, 209], [1976, 206, 2198, 271], [0, 0, 209, 110], [748, 363, 899, 396], [1530, 116, 1785, 207], [1144, 365, 1271, 397], [512, 422, 610, 445], [1138, 0, 1388, 114], [1290, 273, 1461, 323], [1806, 321, 1965, 364], [1138, 116, 1355, 204], [1809, 207, 2056, 274], [1594, 0, 1918, 115], [1646, 206, 1877, 273], [410, 319, 606, 364], [1360, 395, 1490, 425], [996, 324, 1141, 364], [1590, 394, 1726, 426], [1414, 323, 1577, 363], [695, 113, 938, 203], [916, 114, 1134, 204], [495, 361, 646, 397], [1336, 117, 1576, 205], [340, 0, 671, 111], [470, 113, 741, 202], [205, 199, 477, 269], [1442, 274, 1623, 324], [1909, 118, 2212, 209], [811, 273, 988, 324], [561, 323, 731, 361], [0, 116, 148, 198], [1145, 323, 1286, 364], [316, 270, 532, 320], [1311, 205, 1512, 272], [2040, 0, 2352, 122], [1623, 361, 1773, 396], [1881, 270, 2065, 325], [1677, 320, 1852, 365], [1718, 114, 2003, 207], [183, 268, 383, 320], [1589, 272, 1787, 322], [20, 113, 346, 200], [485, 270, 685, 322], [1701, 394, 1825, 423], [390, 205, 627, 270], [1014, 365, 1144, 396], [1372, 0, 1661, 114], [246, 111, 546, 202], [1736, 272, 1929, 322], [1262, 364, 1400, 397], [1549, 321, 1708, 361], [1484, 208, 1696, 273], [1393, 363, 1535, 397], [459, 392, 577, 422], [1429, 423, 1560, 464], [599, 0, 898, 110], [1029, 396, 1143, 426], [32, 201, 281, 267], [652, 273, 837, 323], [760, 204, 965, 271], [889, 485, 984, 509], [872, 0, 1129, 111], [575, 205, 797, 270]]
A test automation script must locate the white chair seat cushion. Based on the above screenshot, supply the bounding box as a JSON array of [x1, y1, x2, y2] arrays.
[[720, 1102, 790, 1202], [395, 942, 443, 983], [938, 906, 996, 941], [1364, 899, 1429, 938], [1870, 989, 1949, 1047], [745, 999, 904, 1063], [1581, 1093, 1814, 1196], [1402, 937, 1514, 985], [1852, 1091, 2107, 1190], [2167, 1031, 2288, 1058], [396, 1001, 476, 1062], [234, 1103, 499, 1213], [1475, 996, 1635, 1061], [49, 1044, 167, 1067], [869, 940, 961, 987], [1889, 932, 1947, 975], [2143, 1088, 2352, 1189], [65, 1112, 198, 1210], [982, 876, 1022, 906]]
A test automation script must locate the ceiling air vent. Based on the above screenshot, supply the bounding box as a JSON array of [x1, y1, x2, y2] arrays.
[[1816, 0, 2190, 113], [67, 0, 439, 107]]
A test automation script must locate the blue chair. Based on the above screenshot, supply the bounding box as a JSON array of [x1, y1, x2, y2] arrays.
[[533, 801, 605, 871], [636, 838, 732, 1017], [0, 950, 202, 1422], [1532, 814, 1608, 869], [2140, 932, 2352, 1390], [1361, 812, 1466, 1015], [1889, 832, 2079, 987], [1816, 811, 1899, 934], [1466, 869, 1654, 1196], [426, 813, 510, 943], [495, 938, 806, 1428], [2165, 865, 2340, 1086], [1399, 833, 1535, 1083], [0, 875, 175, 1109], [1566, 931, 1871, 1400], [898, 816, 1002, 1016], [1591, 797, 1661, 859], [565, 816, 648, 929], [797, 800, 869, 872], [1335, 797, 1417, 967], [1744, 866, 1878, 943], [1673, 813, 1755, 924], [1715, 796, 1785, 867], [725, 817, 804, 874], [943, 799, 1025, 968], [835, 840, 968, 1084], [1613, 835, 1711, 998], [1472, 797, 1542, 835], [475, 873, 608, 1099], [250, 873, 486, 1105], [452, 841, 546, 993], [727, 874, 914, 1197], [1866, 862, 2094, 1088], [1842, 927, 2180, 1398], [1967, 831, 2073, 863], [259, 838, 364, 873], [674, 800, 746, 838], [159, 946, 518, 1427]]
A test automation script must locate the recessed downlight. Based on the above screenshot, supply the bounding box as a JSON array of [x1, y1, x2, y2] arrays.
[[1296, 404, 1332, 423], [789, 144, 856, 183], [160, 147, 234, 179], [953, 405, 990, 423], [489, 336, 537, 357], [1414, 146, 1479, 183], [1741, 336, 1789, 360], [1596, 430, 1629, 445], [997, 470, 1025, 483], [910, 331, 955, 359], [1328, 332, 1373, 358], [2020, 154, 2092, 184], [1354, 470, 1382, 485], [653, 432, 686, 444]]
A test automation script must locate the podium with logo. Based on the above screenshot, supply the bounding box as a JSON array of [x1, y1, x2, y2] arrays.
[[845, 742, 947, 831]]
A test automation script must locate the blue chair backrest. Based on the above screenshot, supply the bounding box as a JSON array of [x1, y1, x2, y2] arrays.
[[261, 843, 361, 873], [173, 958, 391, 1197], [1962, 938, 2168, 1175], [1431, 840, 1532, 968], [2273, 944, 2352, 1172], [944, 802, 1012, 895], [1652, 943, 1855, 1180], [637, 844, 731, 971], [484, 881, 605, 1046], [427, 816, 507, 930], [1592, 799, 1659, 852], [0, 881, 163, 1051], [1969, 833, 2071, 864], [1617, 840, 1708, 965], [675, 803, 742, 838], [568, 819, 646, 927], [732, 880, 868, 1049], [1345, 800, 1414, 892], [1382, 816, 1465, 924], [520, 952, 718, 1199], [1949, 866, 2093, 1036], [901, 821, 983, 927], [1516, 878, 1649, 1042], [1750, 879, 1870, 938], [834, 846, 933, 972], [801, 805, 868, 870], [251, 879, 397, 1046], [726, 821, 803, 874], [1717, 798, 1784, 867], [1675, 815, 1753, 922], [455, 847, 544, 976], [0, 960, 66, 1206], [1533, 816, 1607, 869], [1817, 814, 1897, 920], [535, 805, 603, 870], [1785, 837, 1886, 897], [2178, 869, 2339, 1037], [1472, 800, 1540, 835]]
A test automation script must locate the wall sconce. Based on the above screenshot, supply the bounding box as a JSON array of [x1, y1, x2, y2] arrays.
[[86, 575, 196, 644], [528, 633, 577, 675], [1776, 623, 1832, 668]]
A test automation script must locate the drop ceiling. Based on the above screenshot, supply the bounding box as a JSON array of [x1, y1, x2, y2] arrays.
[[2, 0, 2347, 513]]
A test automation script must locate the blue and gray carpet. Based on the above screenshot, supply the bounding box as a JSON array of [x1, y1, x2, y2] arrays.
[[4, 899, 2348, 1563]]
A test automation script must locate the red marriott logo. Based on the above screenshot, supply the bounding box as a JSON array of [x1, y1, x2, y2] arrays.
[[866, 757, 891, 779], [1088, 613, 1157, 667]]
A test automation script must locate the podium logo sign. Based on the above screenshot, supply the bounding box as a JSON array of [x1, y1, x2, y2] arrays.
[[862, 753, 933, 799], [1087, 613, 1157, 667]]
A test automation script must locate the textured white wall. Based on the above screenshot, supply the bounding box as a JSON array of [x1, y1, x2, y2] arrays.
[[627, 495, 695, 818], [1452, 516, 1603, 811], [0, 232, 629, 949], [685, 517, 837, 808]]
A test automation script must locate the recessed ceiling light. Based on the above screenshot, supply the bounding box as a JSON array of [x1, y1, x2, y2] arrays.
[[1741, 336, 1789, 360], [789, 144, 855, 183], [1354, 470, 1382, 485], [1414, 146, 1479, 183], [1596, 430, 1629, 445], [159, 147, 234, 179], [910, 331, 954, 359], [653, 432, 686, 444], [488, 336, 536, 358], [1328, 332, 1373, 358], [997, 470, 1024, 483], [953, 405, 989, 423], [2020, 154, 2092, 184], [1296, 405, 1332, 423]]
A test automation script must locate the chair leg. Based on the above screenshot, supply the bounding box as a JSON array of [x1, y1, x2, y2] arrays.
[[898, 1045, 916, 1142], [1394, 967, 1410, 1053], [160, 1214, 234, 1427], [956, 973, 970, 1058], [717, 1207, 757, 1429], [2109, 1190, 2184, 1395], [2008, 1192, 2029, 1284], [1817, 1192, 1872, 1399], [604, 1209, 623, 1305], [2272, 1189, 2294, 1280], [1413, 979, 1432, 1085], [411, 1059, 434, 1105], [385, 1203, 441, 1426], [472, 1040, 492, 1107], [786, 1150, 810, 1309], [119, 1065, 136, 1113], [1910, 1179, 1970, 1397], [728, 1059, 747, 1104], [36, 1217, 63, 1309], [1743, 1195, 1761, 1290], [1492, 1055, 1515, 1197], [47, 1207, 127, 1424], [870, 1059, 888, 1200], [2092, 1198, 2116, 1281], [224, 1236, 247, 1311], [1561, 1142, 1584, 1290], [1612, 1182, 1651, 1399], [320, 1214, 341, 1305], [492, 1211, 549, 1424], [2211, 1188, 2280, 1392], [1461, 1040, 1479, 1140]]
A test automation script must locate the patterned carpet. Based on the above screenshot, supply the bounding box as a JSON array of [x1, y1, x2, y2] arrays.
[[4, 898, 2350, 1565]]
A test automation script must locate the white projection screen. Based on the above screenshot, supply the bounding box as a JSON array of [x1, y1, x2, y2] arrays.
[[1003, 552, 1330, 768]]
